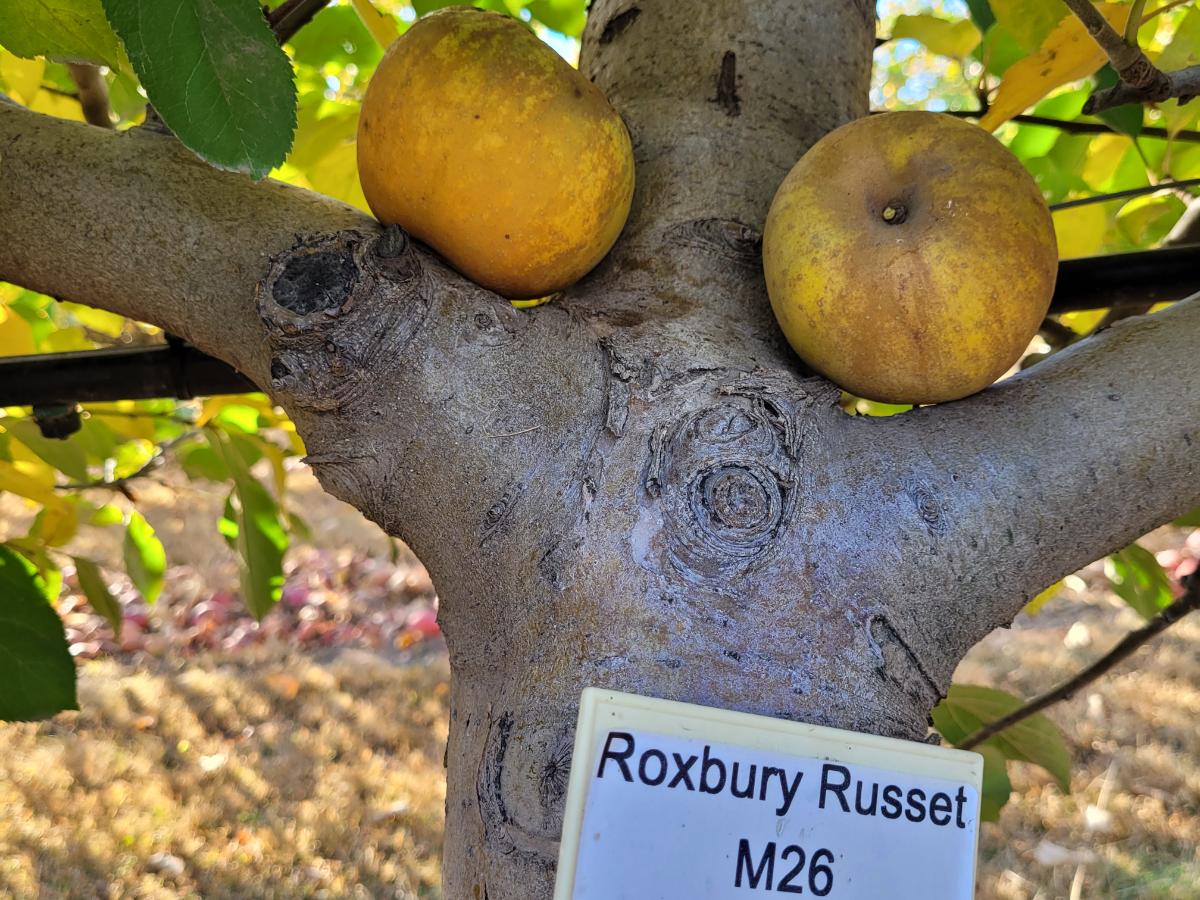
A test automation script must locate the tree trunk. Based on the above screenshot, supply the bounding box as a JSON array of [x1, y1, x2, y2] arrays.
[[2, 2, 1200, 898]]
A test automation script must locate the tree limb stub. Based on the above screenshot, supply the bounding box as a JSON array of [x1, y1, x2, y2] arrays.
[[1085, 63, 1200, 114]]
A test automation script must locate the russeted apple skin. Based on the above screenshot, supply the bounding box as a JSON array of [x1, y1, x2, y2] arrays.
[[763, 111, 1058, 405]]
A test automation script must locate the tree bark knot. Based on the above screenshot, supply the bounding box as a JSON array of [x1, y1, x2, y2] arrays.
[[638, 373, 830, 584], [476, 708, 571, 873], [257, 228, 428, 413]]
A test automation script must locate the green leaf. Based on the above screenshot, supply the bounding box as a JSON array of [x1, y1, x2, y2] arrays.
[[891, 15, 981, 59], [213, 403, 261, 433], [526, 0, 587, 37], [100, 0, 297, 179], [965, 0, 996, 32], [1174, 505, 1200, 528], [976, 745, 1013, 821], [1156, 6, 1200, 74], [0, 545, 77, 721], [226, 477, 287, 619], [178, 439, 231, 482], [411, 0, 468, 14], [1093, 65, 1143, 137], [219, 490, 239, 548], [989, 0, 1066, 53], [89, 503, 123, 526], [0, 0, 129, 71], [285, 509, 312, 541], [979, 23, 1026, 77], [73, 557, 121, 638], [212, 435, 287, 619], [1105, 544, 1172, 620], [287, 4, 384, 69], [1116, 193, 1186, 246], [932, 684, 1072, 793], [122, 509, 165, 604], [1008, 88, 1089, 162], [4, 418, 90, 481]]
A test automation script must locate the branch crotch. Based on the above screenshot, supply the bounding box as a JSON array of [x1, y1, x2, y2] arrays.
[[258, 228, 431, 415]]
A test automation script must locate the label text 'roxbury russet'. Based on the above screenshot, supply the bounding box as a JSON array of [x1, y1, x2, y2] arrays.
[[597, 730, 972, 827]]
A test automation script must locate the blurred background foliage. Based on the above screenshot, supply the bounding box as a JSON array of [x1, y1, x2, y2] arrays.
[[1, 0, 1199, 818]]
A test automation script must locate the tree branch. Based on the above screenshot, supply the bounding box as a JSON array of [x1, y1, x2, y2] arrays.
[[1086, 63, 1200, 114], [1166, 194, 1200, 245], [268, 0, 331, 44], [57, 430, 198, 492], [960, 570, 1200, 750], [1063, 0, 1172, 106], [1049, 178, 1200, 211], [0, 101, 370, 383], [65, 64, 113, 128], [859, 290, 1200, 679], [935, 109, 1200, 143]]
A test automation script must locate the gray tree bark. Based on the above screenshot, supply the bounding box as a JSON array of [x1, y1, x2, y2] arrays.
[[2, 2, 1200, 897]]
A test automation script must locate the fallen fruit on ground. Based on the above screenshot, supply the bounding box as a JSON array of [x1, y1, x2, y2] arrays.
[[762, 111, 1057, 405], [357, 8, 635, 299]]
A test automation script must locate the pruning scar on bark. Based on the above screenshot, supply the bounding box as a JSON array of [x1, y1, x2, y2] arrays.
[[599, 6, 640, 44], [714, 51, 741, 117]]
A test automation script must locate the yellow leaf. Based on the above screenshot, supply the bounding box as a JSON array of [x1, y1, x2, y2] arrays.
[[43, 327, 95, 352], [891, 15, 982, 59], [1060, 308, 1108, 334], [351, 0, 399, 48], [27, 87, 85, 122], [36, 501, 78, 547], [0, 50, 45, 104], [510, 296, 554, 309], [0, 305, 36, 356], [61, 302, 129, 338], [1053, 203, 1109, 258], [1024, 581, 1062, 616], [0, 460, 66, 509], [1082, 133, 1130, 187], [980, 3, 1131, 132]]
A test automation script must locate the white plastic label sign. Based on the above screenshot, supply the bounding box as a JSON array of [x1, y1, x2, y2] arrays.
[[554, 689, 983, 899]]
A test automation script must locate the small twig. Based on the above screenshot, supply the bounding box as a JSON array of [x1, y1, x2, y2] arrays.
[[1126, 0, 1149, 42], [1038, 317, 1080, 351], [57, 430, 197, 492], [66, 64, 113, 128], [960, 571, 1200, 750], [888, 110, 1200, 143], [1164, 195, 1200, 245], [268, 0, 331, 44], [1049, 177, 1200, 211], [1064, 0, 1171, 103]]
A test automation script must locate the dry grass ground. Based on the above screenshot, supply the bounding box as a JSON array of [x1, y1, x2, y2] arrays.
[[1, 468, 1198, 898]]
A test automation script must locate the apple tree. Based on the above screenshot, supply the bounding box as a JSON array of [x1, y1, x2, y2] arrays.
[[1, 0, 1199, 896]]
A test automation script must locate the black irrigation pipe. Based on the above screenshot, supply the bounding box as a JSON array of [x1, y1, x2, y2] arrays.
[[0, 343, 255, 407], [1, 246, 1199, 407]]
